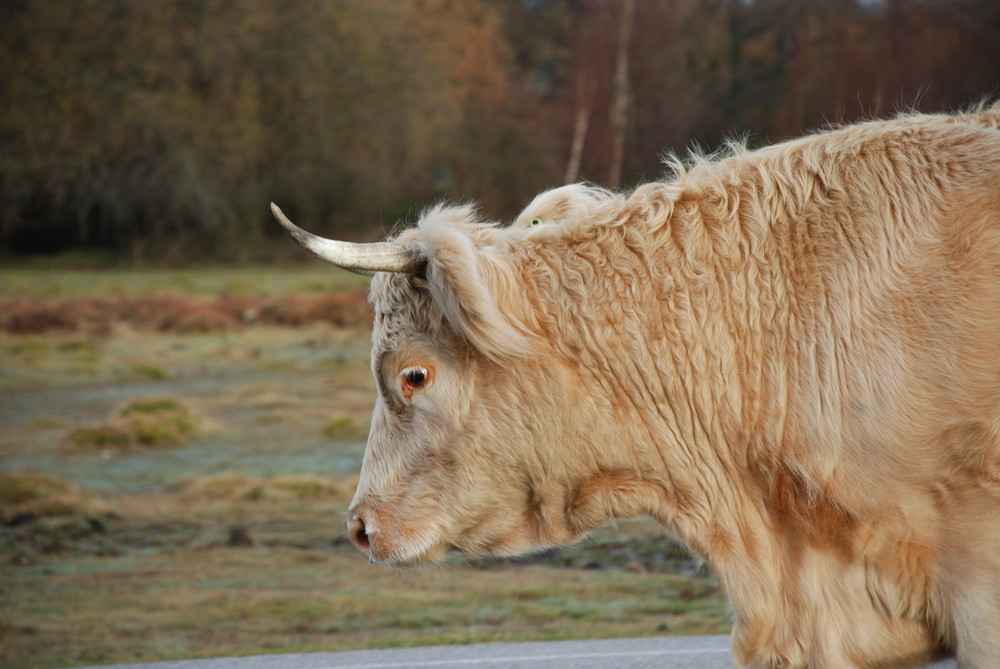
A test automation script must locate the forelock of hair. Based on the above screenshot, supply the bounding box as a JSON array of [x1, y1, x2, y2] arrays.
[[418, 204, 534, 361], [370, 203, 534, 363]]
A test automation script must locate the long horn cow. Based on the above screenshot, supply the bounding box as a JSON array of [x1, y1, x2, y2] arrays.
[[273, 105, 1000, 669]]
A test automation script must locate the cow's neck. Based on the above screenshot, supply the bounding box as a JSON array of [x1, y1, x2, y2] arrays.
[[535, 217, 942, 667]]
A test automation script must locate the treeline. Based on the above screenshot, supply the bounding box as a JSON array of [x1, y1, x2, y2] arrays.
[[1, 0, 998, 263]]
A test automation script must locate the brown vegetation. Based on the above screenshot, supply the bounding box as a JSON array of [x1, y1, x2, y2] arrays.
[[0, 290, 372, 334]]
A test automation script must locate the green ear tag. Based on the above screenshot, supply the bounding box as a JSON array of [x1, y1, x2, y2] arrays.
[[530, 218, 542, 226]]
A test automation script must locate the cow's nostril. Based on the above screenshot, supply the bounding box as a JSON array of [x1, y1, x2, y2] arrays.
[[348, 515, 371, 554]]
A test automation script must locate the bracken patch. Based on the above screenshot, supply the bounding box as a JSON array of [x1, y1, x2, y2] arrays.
[[0, 290, 373, 334]]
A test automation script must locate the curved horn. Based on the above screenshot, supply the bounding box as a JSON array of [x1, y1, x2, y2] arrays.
[[271, 203, 427, 275]]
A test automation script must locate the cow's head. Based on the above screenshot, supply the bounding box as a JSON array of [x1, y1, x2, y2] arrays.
[[271, 187, 626, 566]]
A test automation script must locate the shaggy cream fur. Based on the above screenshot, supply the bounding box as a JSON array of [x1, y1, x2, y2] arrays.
[[348, 105, 1000, 668]]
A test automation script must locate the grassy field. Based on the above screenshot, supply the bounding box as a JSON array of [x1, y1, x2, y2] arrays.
[[0, 266, 371, 299], [0, 267, 730, 669]]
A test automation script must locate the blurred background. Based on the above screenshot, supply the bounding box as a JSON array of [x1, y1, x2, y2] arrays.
[[2, 0, 998, 264], [1, 2, 999, 668]]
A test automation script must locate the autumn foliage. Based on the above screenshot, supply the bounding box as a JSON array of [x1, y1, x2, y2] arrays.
[[1, 0, 997, 262]]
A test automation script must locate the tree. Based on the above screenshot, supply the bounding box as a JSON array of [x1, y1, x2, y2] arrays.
[[608, 0, 636, 187], [2, 0, 998, 262]]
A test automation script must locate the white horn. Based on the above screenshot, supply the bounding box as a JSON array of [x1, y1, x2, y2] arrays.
[[271, 203, 427, 275]]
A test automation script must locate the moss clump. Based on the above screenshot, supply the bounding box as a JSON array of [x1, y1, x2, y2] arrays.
[[66, 424, 132, 450], [0, 473, 104, 524], [324, 415, 366, 440], [0, 473, 72, 506], [121, 397, 185, 415], [126, 364, 170, 380], [127, 413, 195, 447], [66, 396, 201, 453]]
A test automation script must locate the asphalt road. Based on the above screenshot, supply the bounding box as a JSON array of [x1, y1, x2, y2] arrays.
[[72, 636, 958, 669]]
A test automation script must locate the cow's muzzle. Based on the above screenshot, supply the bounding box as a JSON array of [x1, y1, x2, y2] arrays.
[[347, 512, 373, 560]]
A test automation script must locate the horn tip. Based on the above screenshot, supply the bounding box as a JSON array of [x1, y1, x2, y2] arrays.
[[269, 202, 301, 236]]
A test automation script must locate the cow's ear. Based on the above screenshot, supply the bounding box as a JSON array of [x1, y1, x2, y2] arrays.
[[420, 209, 533, 361]]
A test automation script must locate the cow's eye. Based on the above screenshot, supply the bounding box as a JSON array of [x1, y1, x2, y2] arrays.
[[404, 366, 428, 388], [399, 365, 432, 401]]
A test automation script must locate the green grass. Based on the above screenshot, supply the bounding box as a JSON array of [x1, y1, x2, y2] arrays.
[[0, 266, 369, 300], [2, 538, 728, 669], [0, 268, 730, 669], [0, 469, 730, 669]]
